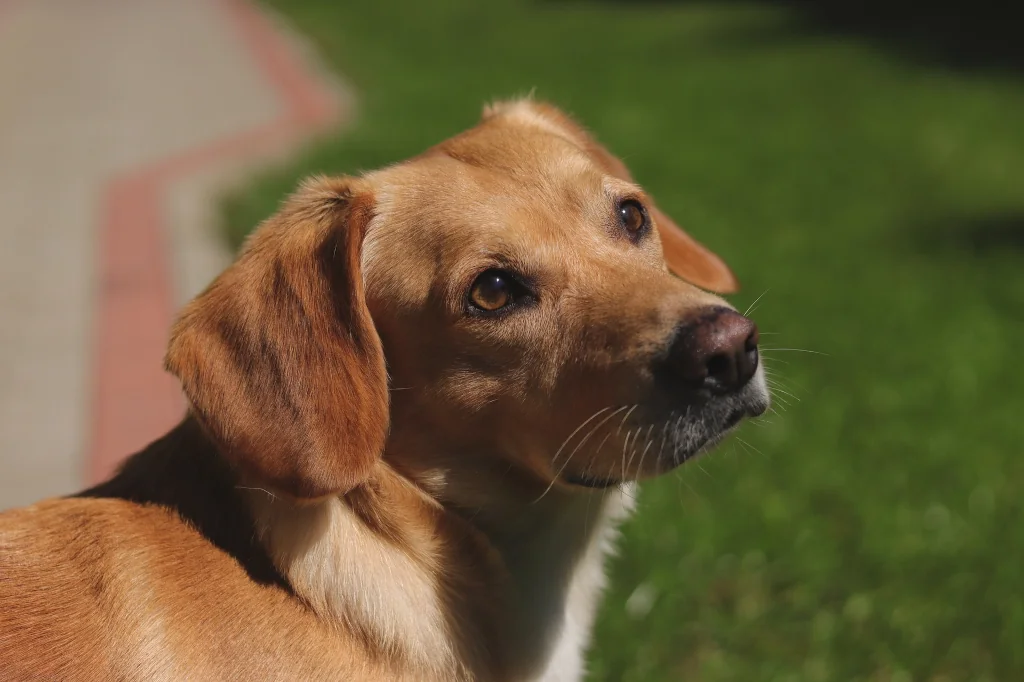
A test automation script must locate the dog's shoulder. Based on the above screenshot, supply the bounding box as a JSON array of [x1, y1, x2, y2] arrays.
[[75, 417, 287, 589], [0, 494, 204, 679], [0, 419, 299, 679]]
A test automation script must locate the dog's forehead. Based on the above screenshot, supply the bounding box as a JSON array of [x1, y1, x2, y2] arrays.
[[446, 122, 582, 165], [435, 117, 614, 188], [371, 123, 621, 224], [369, 156, 592, 255]]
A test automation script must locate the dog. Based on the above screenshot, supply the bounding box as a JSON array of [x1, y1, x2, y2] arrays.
[[0, 99, 769, 681]]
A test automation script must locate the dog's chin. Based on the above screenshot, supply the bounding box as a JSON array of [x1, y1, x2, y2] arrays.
[[561, 373, 770, 490], [660, 377, 770, 470]]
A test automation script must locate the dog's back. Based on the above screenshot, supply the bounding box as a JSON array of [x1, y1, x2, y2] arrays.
[[1, 497, 124, 679]]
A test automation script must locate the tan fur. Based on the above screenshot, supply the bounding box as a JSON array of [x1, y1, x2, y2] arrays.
[[0, 100, 767, 681]]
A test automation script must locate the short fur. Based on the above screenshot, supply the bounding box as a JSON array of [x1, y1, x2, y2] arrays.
[[0, 100, 769, 681]]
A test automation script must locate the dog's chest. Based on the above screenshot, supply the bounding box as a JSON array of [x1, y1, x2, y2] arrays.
[[506, 486, 636, 682]]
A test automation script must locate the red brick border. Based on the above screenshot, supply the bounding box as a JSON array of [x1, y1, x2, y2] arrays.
[[88, 0, 341, 483]]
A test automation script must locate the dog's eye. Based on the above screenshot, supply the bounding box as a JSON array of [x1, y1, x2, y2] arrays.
[[618, 199, 648, 239], [469, 270, 514, 312]]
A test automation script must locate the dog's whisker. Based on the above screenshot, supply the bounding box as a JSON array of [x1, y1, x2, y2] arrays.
[[674, 467, 699, 501], [669, 412, 686, 458], [532, 406, 616, 504], [724, 443, 738, 462], [623, 426, 644, 482], [763, 372, 797, 388], [627, 425, 655, 479], [765, 378, 796, 395], [768, 369, 806, 387], [571, 406, 630, 457], [656, 415, 672, 462], [735, 437, 765, 458], [236, 486, 277, 501], [558, 405, 630, 479], [548, 412, 625, 494], [616, 435, 625, 483], [613, 404, 641, 482], [623, 425, 646, 473], [592, 429, 617, 460], [762, 356, 790, 366], [618, 489, 640, 504], [622, 425, 638, 477], [551, 407, 613, 465], [629, 426, 649, 469], [766, 372, 808, 393], [764, 378, 800, 399], [743, 289, 769, 317], [616, 404, 639, 438], [760, 347, 828, 356], [767, 386, 801, 402], [616, 478, 640, 503], [634, 427, 657, 482]]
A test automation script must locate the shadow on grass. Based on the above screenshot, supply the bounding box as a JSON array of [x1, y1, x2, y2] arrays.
[[556, 0, 1024, 74], [912, 213, 1024, 256]]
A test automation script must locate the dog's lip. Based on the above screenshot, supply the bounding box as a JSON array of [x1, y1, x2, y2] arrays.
[[722, 408, 746, 429], [741, 390, 771, 419], [561, 472, 621, 489], [661, 403, 756, 468], [561, 389, 768, 488]]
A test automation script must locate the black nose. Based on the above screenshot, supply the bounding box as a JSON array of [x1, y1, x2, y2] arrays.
[[666, 307, 759, 394]]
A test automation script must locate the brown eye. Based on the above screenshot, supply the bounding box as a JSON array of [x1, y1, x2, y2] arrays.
[[469, 270, 513, 312], [618, 199, 647, 237]]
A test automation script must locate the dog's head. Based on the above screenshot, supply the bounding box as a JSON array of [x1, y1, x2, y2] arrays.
[[166, 100, 769, 501]]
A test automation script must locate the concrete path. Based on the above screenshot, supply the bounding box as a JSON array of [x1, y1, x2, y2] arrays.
[[0, 0, 348, 509]]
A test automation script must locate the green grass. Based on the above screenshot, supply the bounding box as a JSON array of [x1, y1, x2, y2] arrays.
[[223, 1, 1024, 679]]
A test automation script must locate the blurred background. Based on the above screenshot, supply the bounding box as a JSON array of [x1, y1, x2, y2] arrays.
[[2, 0, 1023, 679]]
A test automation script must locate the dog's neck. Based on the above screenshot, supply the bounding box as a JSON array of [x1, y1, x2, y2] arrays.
[[245, 452, 634, 682], [465, 479, 636, 682], [422, 456, 638, 680]]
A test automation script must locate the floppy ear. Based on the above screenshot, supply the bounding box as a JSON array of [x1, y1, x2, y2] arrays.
[[165, 176, 388, 500], [646, 205, 739, 294], [483, 99, 739, 293]]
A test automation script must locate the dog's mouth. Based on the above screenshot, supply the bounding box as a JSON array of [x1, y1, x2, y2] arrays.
[[561, 472, 622, 489], [560, 376, 770, 490], [559, 411, 742, 490]]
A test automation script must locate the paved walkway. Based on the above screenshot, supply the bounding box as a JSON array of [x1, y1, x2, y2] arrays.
[[0, 0, 347, 509]]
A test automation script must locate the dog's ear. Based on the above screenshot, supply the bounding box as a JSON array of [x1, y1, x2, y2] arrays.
[[165, 176, 388, 500], [483, 99, 739, 293], [644, 205, 739, 294]]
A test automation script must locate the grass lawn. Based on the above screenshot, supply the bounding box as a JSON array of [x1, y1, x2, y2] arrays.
[[223, 1, 1024, 679]]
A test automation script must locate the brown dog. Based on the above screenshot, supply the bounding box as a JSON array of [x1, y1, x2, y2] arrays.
[[0, 100, 769, 681]]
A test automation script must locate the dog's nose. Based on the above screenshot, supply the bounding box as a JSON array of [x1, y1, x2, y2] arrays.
[[668, 307, 759, 394]]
